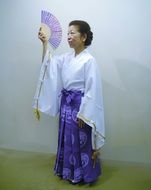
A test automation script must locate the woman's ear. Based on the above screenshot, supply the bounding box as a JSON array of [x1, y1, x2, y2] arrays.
[[82, 34, 87, 42]]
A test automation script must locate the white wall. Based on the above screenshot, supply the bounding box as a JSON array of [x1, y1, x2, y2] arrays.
[[0, 0, 151, 164]]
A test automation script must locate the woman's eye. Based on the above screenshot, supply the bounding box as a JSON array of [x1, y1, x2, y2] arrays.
[[68, 32, 76, 35]]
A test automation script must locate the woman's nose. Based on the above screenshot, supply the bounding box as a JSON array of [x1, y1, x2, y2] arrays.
[[68, 35, 71, 41], [68, 32, 72, 38]]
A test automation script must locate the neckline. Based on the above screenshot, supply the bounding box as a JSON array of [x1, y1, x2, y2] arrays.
[[73, 48, 88, 58]]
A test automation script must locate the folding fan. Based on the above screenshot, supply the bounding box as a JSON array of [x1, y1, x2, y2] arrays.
[[41, 10, 62, 49], [34, 11, 62, 120]]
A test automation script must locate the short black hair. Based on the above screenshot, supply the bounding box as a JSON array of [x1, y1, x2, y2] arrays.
[[69, 20, 93, 46]]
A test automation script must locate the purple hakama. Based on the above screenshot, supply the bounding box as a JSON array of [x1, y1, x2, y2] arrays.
[[54, 89, 101, 183]]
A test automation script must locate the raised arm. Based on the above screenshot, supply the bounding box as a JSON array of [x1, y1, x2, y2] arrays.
[[38, 27, 48, 62]]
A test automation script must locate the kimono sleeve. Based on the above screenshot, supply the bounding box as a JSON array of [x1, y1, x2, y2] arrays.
[[77, 58, 105, 150], [32, 50, 62, 116]]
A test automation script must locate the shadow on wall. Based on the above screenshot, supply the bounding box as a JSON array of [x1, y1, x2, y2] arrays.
[[115, 59, 151, 98], [102, 59, 151, 163]]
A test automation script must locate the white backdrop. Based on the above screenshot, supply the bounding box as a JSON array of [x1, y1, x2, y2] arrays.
[[0, 0, 151, 164]]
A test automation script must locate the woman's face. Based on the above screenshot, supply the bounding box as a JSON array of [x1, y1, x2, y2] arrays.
[[67, 25, 86, 51]]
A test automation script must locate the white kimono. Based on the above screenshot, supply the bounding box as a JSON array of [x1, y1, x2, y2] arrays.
[[33, 48, 105, 150]]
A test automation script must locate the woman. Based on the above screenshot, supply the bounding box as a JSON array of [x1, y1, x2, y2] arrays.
[[33, 20, 105, 184]]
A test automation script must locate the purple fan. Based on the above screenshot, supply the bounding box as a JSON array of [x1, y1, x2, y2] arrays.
[[41, 10, 62, 49]]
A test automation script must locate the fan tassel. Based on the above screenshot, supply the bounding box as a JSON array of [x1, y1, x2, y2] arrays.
[[34, 108, 40, 121]]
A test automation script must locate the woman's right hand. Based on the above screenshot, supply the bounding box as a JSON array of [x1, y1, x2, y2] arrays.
[[38, 27, 48, 43], [38, 27, 48, 62]]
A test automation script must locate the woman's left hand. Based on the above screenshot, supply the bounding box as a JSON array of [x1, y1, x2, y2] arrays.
[[92, 149, 100, 168], [77, 118, 85, 128]]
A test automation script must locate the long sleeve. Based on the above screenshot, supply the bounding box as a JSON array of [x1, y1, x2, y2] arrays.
[[32, 50, 62, 116], [77, 58, 105, 150]]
